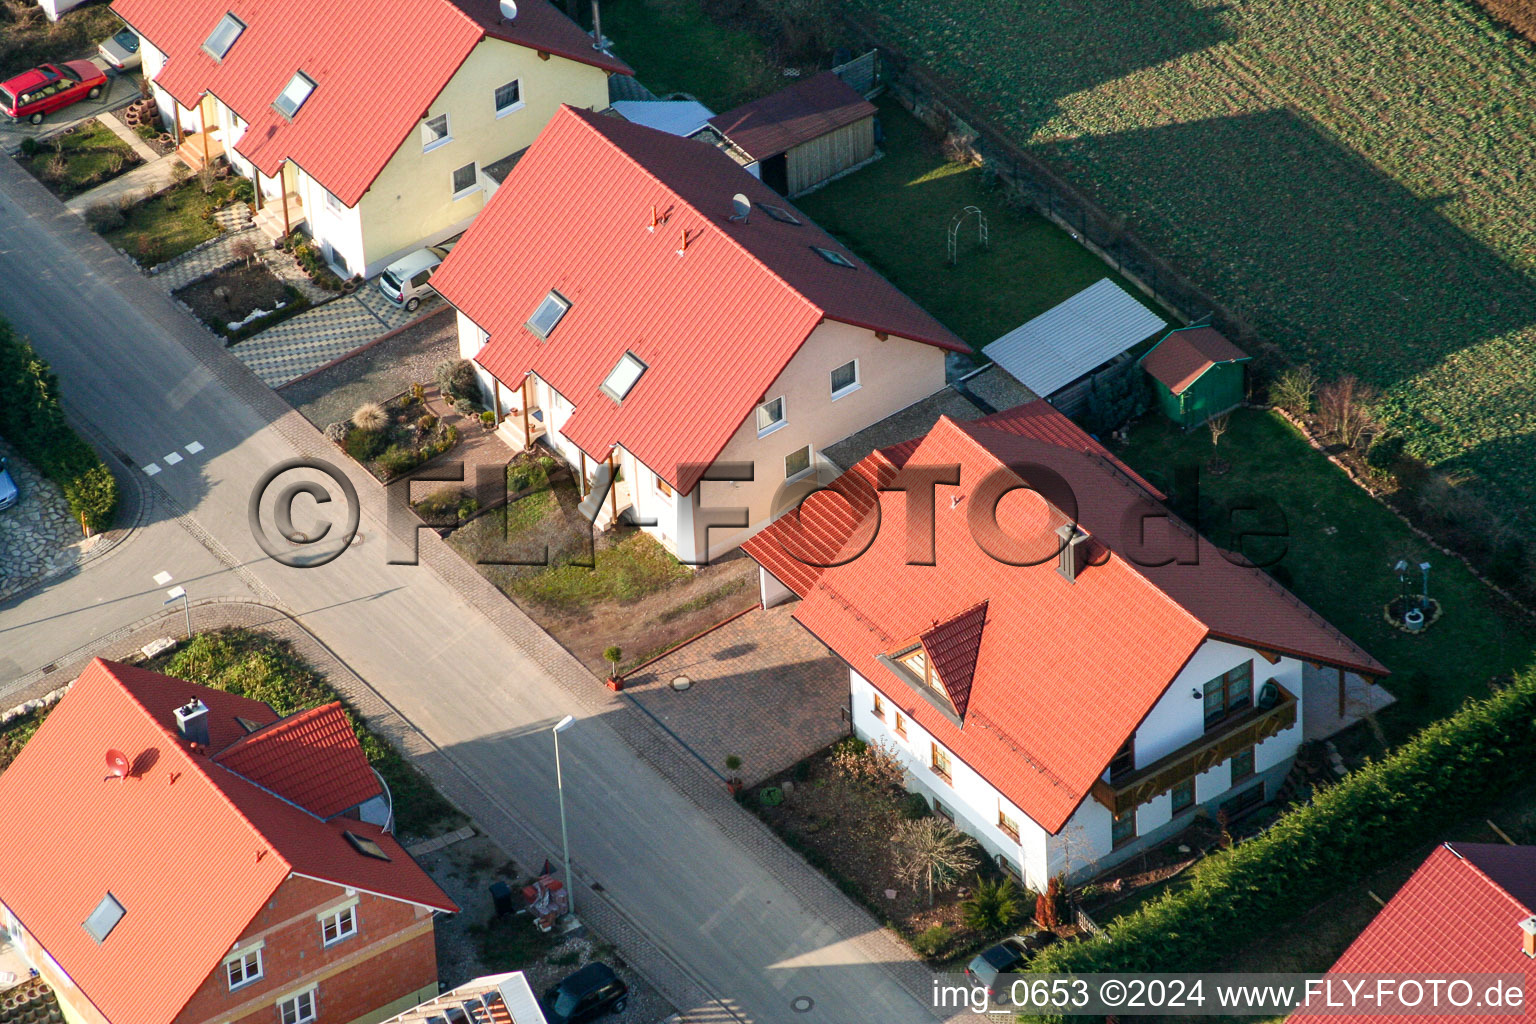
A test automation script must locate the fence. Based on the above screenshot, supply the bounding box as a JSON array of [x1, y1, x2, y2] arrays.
[[842, 19, 1257, 353], [831, 49, 882, 98]]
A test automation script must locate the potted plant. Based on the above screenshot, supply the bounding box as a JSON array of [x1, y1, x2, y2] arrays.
[[725, 754, 744, 794], [603, 646, 623, 691]]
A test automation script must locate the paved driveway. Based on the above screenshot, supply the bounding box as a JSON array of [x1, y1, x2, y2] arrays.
[[622, 604, 850, 787], [0, 65, 138, 156]]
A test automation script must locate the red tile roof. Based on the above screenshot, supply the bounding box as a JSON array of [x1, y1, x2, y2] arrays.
[[1289, 844, 1536, 1023], [0, 660, 456, 1024], [112, 0, 629, 207], [432, 105, 967, 492], [743, 409, 1384, 833], [214, 701, 379, 818], [920, 602, 987, 718], [707, 71, 877, 161], [1140, 325, 1250, 395]]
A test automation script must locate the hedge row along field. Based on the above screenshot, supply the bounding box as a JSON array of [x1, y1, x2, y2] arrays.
[[1025, 667, 1536, 987], [0, 317, 118, 532], [857, 0, 1536, 530]]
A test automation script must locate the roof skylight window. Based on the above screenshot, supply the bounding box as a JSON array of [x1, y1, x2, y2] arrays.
[[600, 352, 647, 402], [811, 246, 855, 268], [202, 13, 245, 60], [758, 203, 800, 225], [82, 893, 125, 943], [526, 291, 570, 339], [273, 71, 316, 119], [343, 830, 391, 862]]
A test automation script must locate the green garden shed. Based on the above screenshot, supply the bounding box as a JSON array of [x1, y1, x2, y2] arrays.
[[1140, 325, 1250, 428]]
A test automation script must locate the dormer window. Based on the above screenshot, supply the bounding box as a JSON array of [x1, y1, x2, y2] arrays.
[[897, 645, 949, 703], [600, 351, 646, 402], [527, 291, 570, 339], [812, 246, 855, 268], [201, 13, 245, 60], [274, 71, 316, 120]]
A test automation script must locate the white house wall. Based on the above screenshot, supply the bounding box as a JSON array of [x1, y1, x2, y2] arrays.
[[849, 639, 1309, 888]]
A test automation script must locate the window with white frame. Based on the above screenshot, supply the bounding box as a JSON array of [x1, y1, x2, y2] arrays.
[[830, 359, 859, 399], [494, 79, 523, 116], [278, 988, 316, 1024], [756, 396, 785, 436], [319, 904, 356, 946], [526, 291, 570, 338], [226, 946, 263, 990], [202, 12, 245, 60], [784, 445, 812, 482], [600, 351, 647, 402], [422, 114, 451, 152], [322, 188, 342, 214], [273, 72, 316, 120], [451, 162, 478, 198]]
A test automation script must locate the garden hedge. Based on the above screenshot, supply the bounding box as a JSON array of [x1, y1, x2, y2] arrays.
[[0, 318, 118, 532], [1031, 668, 1536, 977]]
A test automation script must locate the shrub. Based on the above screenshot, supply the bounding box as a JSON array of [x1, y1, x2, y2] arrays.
[[377, 445, 420, 477], [323, 421, 348, 443], [898, 791, 932, 820], [352, 402, 388, 433], [343, 427, 386, 462], [829, 737, 907, 791], [86, 203, 125, 232], [416, 413, 438, 433], [604, 646, 623, 676], [725, 754, 743, 773], [434, 358, 479, 401], [19, 137, 40, 157], [1032, 668, 1536, 975], [962, 877, 1026, 936], [0, 320, 118, 532], [480, 409, 496, 427], [1365, 431, 1407, 473], [911, 924, 953, 960], [1317, 375, 1379, 448], [1270, 365, 1318, 415], [1034, 875, 1063, 930], [454, 398, 477, 418]]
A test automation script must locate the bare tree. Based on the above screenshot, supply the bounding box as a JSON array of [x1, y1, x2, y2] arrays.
[[1318, 375, 1379, 448], [894, 817, 979, 906], [232, 236, 258, 268], [1207, 411, 1231, 449], [1270, 366, 1318, 416]]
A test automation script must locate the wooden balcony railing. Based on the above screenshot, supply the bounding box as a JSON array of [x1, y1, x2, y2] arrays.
[[1090, 681, 1297, 817]]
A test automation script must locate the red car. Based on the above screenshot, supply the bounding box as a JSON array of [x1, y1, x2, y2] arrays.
[[1, 60, 107, 125]]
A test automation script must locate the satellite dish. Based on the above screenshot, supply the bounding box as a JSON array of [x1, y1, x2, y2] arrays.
[[728, 193, 750, 224], [498, 0, 517, 20], [105, 749, 131, 781]]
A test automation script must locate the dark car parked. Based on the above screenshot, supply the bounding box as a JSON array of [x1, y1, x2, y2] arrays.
[[541, 962, 628, 1024], [964, 934, 1051, 997]]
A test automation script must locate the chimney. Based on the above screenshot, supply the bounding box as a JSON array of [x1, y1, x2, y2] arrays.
[[1056, 523, 1090, 583], [590, 0, 603, 50], [174, 698, 210, 747], [1522, 916, 1536, 958]]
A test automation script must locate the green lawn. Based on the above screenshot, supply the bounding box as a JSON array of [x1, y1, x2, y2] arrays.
[[856, 0, 1536, 533], [23, 119, 139, 199], [602, 0, 780, 110], [98, 176, 245, 267], [1117, 409, 1536, 740], [796, 97, 1162, 355], [509, 530, 692, 612]]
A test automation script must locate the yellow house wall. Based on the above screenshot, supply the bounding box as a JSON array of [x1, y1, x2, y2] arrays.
[[355, 37, 612, 276], [692, 320, 947, 560]]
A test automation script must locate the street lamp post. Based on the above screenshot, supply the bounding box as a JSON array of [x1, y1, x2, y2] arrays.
[[552, 714, 576, 920]]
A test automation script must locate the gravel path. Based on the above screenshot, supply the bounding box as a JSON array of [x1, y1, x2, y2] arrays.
[[280, 308, 457, 429]]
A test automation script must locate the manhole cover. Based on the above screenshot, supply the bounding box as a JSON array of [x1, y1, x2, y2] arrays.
[[670, 676, 692, 691], [791, 997, 814, 1013]]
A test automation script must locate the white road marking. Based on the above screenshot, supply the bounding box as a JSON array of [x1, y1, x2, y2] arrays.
[[143, 463, 160, 476], [164, 452, 183, 465], [185, 441, 204, 454], [153, 571, 173, 586]]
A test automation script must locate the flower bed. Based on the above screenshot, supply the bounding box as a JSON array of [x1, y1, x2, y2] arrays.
[[174, 261, 310, 342], [332, 389, 460, 482], [19, 119, 142, 200]]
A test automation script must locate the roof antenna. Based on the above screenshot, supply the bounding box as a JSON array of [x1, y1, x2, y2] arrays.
[[498, 0, 517, 22], [728, 193, 750, 224]]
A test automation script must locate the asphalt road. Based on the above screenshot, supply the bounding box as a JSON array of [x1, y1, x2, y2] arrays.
[[0, 158, 946, 1024]]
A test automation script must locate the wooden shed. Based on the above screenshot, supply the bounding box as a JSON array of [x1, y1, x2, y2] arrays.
[[707, 71, 877, 196], [1140, 325, 1251, 428]]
